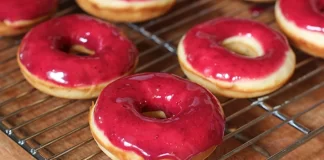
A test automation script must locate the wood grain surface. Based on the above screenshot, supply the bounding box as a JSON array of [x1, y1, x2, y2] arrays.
[[0, 0, 323, 160], [0, 131, 35, 160]]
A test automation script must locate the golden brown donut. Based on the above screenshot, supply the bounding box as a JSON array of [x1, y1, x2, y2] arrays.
[[76, 0, 176, 22], [177, 18, 295, 98], [17, 15, 138, 99], [89, 73, 225, 160]]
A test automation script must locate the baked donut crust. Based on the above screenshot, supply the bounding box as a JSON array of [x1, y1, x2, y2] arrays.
[[76, 0, 176, 22], [17, 50, 138, 99], [177, 36, 296, 98], [0, 15, 50, 36], [89, 102, 217, 160], [275, 1, 324, 58]]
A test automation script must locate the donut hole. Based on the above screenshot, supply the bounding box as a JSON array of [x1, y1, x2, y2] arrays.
[[221, 36, 263, 58], [140, 106, 168, 119], [142, 111, 167, 119], [60, 44, 95, 56], [315, 0, 324, 13], [68, 45, 95, 56]]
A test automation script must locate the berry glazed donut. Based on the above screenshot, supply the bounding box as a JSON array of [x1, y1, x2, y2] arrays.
[[76, 0, 176, 22], [89, 73, 225, 160], [178, 18, 296, 98], [17, 14, 138, 99], [0, 0, 58, 36], [275, 0, 324, 58]]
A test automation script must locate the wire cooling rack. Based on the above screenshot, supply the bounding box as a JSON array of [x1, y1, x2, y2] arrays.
[[0, 0, 323, 159]]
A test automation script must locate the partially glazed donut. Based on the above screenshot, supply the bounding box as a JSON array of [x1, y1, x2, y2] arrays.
[[90, 73, 225, 160], [178, 18, 296, 98], [0, 0, 58, 36], [17, 14, 138, 99], [76, 0, 176, 22], [275, 0, 324, 58]]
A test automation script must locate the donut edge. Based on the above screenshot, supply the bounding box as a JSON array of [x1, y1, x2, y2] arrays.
[[89, 102, 145, 160], [177, 35, 296, 98], [16, 48, 138, 99], [275, 0, 324, 58], [89, 101, 219, 160], [76, 0, 176, 22], [0, 7, 57, 37]]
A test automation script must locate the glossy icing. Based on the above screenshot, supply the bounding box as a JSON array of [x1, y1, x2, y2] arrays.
[[19, 14, 138, 87], [94, 73, 225, 160], [0, 0, 58, 22], [183, 18, 289, 82], [279, 0, 324, 33]]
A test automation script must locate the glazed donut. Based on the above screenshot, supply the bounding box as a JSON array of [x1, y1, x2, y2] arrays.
[[0, 0, 58, 36], [17, 14, 138, 99], [275, 0, 324, 58], [90, 73, 225, 160], [178, 18, 296, 98], [76, 0, 176, 22]]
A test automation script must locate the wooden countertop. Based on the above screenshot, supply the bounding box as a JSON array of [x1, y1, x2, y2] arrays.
[[0, 131, 35, 160]]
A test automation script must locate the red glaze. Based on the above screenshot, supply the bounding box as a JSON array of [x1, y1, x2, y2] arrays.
[[0, 0, 58, 22], [279, 0, 324, 33], [94, 73, 225, 160], [183, 18, 289, 82], [19, 14, 138, 87]]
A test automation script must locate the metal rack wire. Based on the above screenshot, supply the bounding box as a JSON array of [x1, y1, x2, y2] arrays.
[[0, 0, 323, 159]]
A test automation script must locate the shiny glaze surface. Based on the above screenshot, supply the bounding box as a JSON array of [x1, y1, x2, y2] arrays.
[[19, 14, 138, 87], [279, 0, 324, 33], [183, 18, 289, 82], [0, 0, 58, 22], [94, 73, 225, 160]]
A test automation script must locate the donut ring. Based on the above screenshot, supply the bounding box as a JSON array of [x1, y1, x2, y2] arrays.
[[0, 0, 58, 36], [178, 18, 296, 98], [17, 14, 138, 99], [275, 0, 324, 58], [90, 73, 225, 160], [76, 0, 176, 22]]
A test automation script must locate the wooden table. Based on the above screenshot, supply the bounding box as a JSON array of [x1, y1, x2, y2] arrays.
[[0, 131, 34, 160]]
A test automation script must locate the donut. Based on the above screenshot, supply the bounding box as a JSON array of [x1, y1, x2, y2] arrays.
[[17, 14, 138, 99], [177, 18, 296, 98], [89, 73, 225, 160], [76, 0, 176, 22], [0, 0, 58, 36], [275, 0, 324, 58]]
